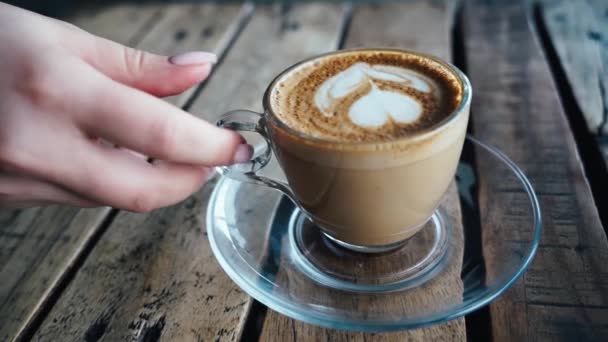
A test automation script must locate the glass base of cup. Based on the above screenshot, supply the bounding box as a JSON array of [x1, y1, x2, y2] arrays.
[[320, 231, 410, 254], [290, 208, 451, 293]]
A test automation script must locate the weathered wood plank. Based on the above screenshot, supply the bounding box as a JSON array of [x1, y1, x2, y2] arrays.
[[541, 0, 608, 169], [0, 208, 111, 342], [0, 3, 162, 341], [135, 3, 249, 106], [541, 0, 607, 137], [67, 2, 163, 45], [344, 0, 453, 60], [259, 1, 467, 340], [189, 3, 347, 116], [464, 1, 608, 341], [32, 3, 349, 341], [32, 179, 249, 342]]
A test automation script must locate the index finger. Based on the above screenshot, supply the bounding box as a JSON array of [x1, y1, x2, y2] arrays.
[[75, 69, 248, 166]]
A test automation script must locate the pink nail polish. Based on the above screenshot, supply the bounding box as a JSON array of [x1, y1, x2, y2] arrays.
[[232, 144, 254, 164], [169, 51, 217, 65]]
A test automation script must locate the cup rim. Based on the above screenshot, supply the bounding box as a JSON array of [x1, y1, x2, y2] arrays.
[[262, 48, 472, 150]]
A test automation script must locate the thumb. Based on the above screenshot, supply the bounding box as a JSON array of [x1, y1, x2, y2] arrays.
[[79, 36, 216, 97]]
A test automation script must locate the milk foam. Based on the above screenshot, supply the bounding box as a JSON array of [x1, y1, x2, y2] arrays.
[[271, 50, 462, 143], [314, 63, 433, 128]]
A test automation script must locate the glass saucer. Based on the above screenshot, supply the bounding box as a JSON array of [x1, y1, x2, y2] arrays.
[[206, 136, 542, 332]]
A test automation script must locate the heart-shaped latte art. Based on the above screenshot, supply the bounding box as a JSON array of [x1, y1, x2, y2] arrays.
[[349, 86, 422, 127], [314, 62, 432, 128]]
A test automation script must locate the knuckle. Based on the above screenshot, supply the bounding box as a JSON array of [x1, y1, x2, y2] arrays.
[[123, 47, 148, 78], [18, 62, 63, 109]]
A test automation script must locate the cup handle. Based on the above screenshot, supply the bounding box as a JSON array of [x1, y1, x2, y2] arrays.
[[216, 110, 294, 199]]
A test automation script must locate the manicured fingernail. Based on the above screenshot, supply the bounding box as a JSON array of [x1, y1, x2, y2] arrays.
[[169, 51, 217, 65], [232, 144, 253, 164]]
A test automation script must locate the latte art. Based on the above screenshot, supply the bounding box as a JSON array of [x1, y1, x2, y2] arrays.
[[314, 63, 433, 128], [270, 50, 462, 142], [349, 86, 422, 127]]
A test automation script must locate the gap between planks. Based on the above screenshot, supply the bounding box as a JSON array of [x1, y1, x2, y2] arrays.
[[464, 0, 608, 340], [533, 2, 608, 235]]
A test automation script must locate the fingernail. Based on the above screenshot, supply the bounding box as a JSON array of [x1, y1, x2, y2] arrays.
[[232, 144, 253, 164], [169, 51, 217, 65]]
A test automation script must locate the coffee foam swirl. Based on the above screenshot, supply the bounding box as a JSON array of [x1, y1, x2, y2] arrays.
[[270, 50, 462, 143], [314, 63, 432, 128]]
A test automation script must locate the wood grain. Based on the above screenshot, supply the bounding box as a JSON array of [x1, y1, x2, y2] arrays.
[[32, 3, 349, 341], [32, 178, 249, 342], [0, 3, 161, 341], [67, 2, 164, 45], [189, 3, 348, 116], [135, 2, 251, 106], [464, 1, 608, 341], [259, 1, 467, 341], [0, 207, 111, 342], [541, 0, 608, 169], [541, 0, 607, 137]]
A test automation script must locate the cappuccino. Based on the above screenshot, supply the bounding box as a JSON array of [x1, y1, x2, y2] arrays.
[[270, 50, 462, 142], [262, 49, 470, 249]]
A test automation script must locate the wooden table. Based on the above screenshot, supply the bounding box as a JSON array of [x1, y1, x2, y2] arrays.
[[1, 0, 607, 341]]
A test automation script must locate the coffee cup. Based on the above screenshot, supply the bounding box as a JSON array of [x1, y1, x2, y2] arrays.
[[216, 48, 471, 253]]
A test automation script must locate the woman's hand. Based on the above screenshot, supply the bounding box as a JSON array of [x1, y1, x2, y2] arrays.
[[0, 3, 252, 211]]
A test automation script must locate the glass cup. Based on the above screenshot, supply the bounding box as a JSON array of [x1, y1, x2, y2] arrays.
[[216, 48, 471, 253]]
